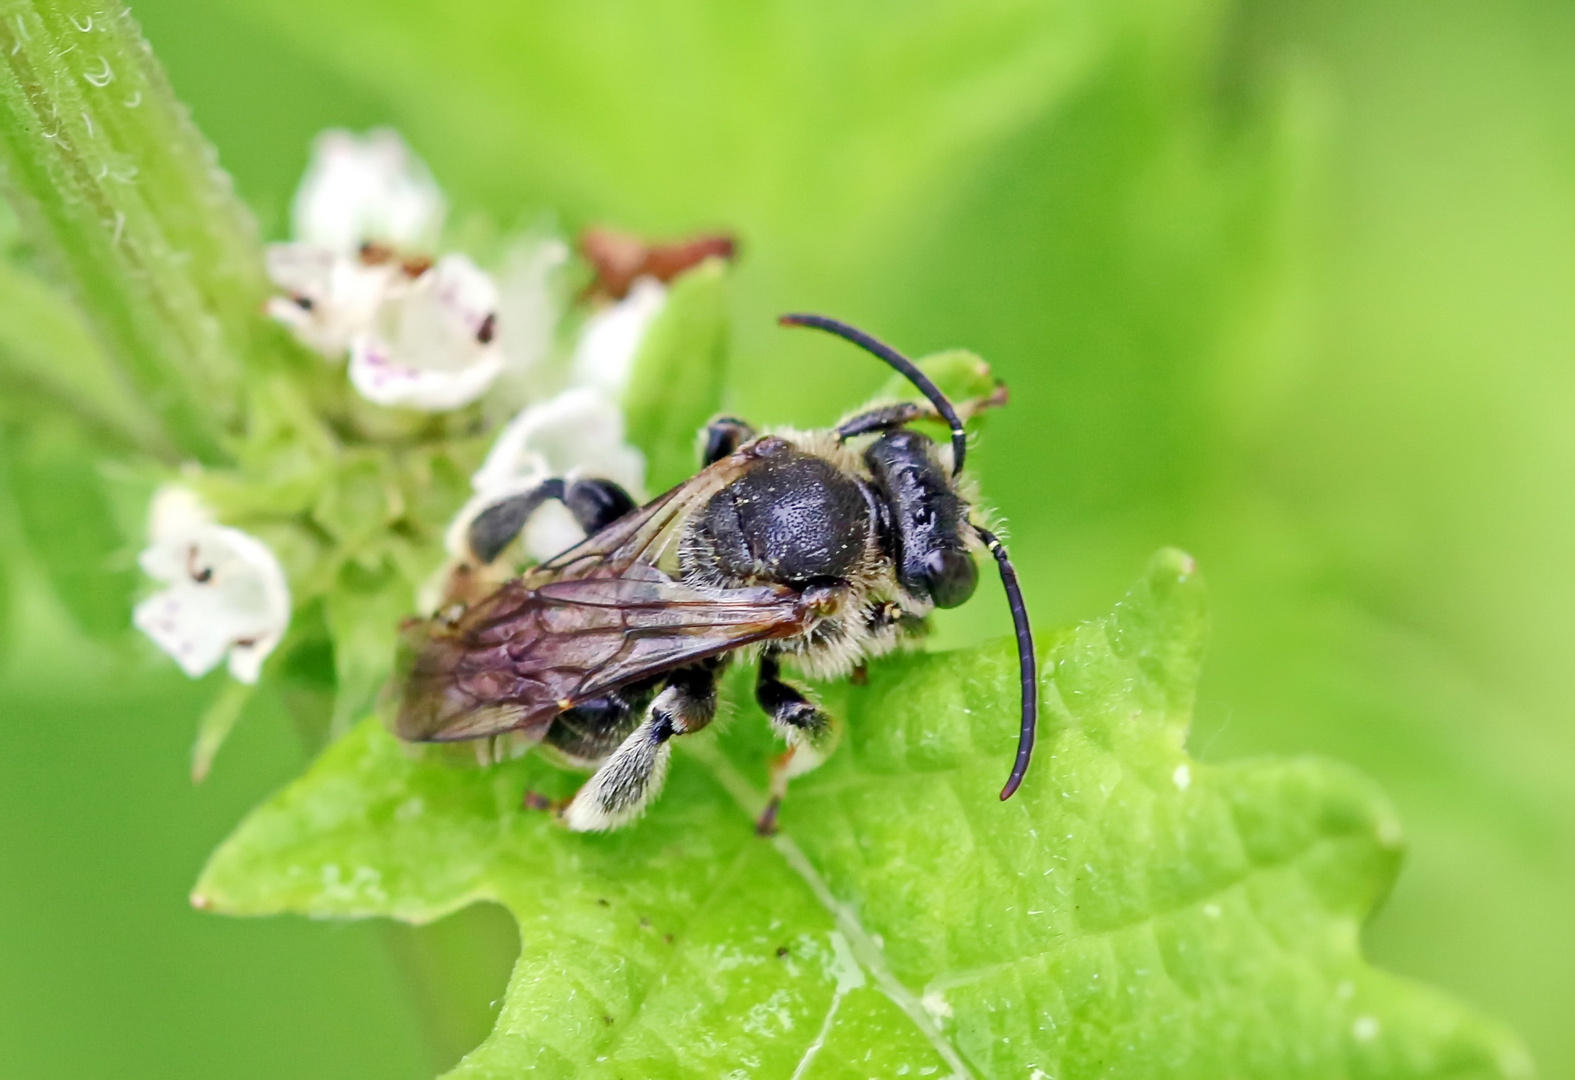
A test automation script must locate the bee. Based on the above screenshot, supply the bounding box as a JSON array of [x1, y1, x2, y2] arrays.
[[392, 314, 1037, 833]]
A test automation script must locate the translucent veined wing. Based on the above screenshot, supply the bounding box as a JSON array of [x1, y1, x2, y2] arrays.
[[393, 438, 817, 743]]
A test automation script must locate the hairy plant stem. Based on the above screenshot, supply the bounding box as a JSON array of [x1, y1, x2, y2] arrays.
[[0, 0, 270, 462]]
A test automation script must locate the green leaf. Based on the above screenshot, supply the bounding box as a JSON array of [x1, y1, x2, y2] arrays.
[[0, 0, 272, 461], [196, 551, 1527, 1078], [620, 258, 729, 493]]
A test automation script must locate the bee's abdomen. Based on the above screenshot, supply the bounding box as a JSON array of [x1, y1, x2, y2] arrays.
[[687, 451, 871, 588]]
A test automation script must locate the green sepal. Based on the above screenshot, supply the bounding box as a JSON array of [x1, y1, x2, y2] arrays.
[[311, 451, 407, 560], [324, 562, 416, 738], [191, 677, 257, 783]]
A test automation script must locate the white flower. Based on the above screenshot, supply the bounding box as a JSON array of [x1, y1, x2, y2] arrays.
[[264, 243, 397, 357], [448, 387, 646, 564], [266, 129, 446, 360], [292, 128, 445, 256], [132, 488, 291, 684], [485, 234, 571, 413], [569, 276, 667, 397], [348, 254, 505, 411]]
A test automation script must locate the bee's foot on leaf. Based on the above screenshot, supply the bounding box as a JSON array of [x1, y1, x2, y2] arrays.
[[754, 797, 781, 836], [523, 789, 568, 814]]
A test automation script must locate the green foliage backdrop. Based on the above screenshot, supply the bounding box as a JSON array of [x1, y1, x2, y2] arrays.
[[1, 0, 1572, 1076]]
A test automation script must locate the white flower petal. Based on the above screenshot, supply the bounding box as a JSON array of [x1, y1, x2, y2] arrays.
[[496, 234, 570, 382], [570, 276, 667, 397], [134, 523, 291, 684], [473, 386, 646, 496], [348, 255, 504, 411], [522, 500, 588, 564], [265, 242, 396, 357], [292, 128, 446, 255]]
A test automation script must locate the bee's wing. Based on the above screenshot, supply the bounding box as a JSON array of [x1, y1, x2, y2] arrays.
[[394, 566, 813, 743], [394, 440, 811, 744], [533, 435, 785, 581]]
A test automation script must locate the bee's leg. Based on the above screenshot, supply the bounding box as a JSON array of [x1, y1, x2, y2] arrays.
[[561, 478, 636, 533], [834, 401, 927, 440], [753, 654, 840, 835], [701, 416, 757, 466], [466, 479, 565, 564], [465, 478, 635, 565], [834, 383, 1010, 442], [561, 660, 723, 831]]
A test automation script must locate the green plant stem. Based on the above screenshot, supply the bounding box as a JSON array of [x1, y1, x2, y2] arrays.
[[0, 0, 271, 463]]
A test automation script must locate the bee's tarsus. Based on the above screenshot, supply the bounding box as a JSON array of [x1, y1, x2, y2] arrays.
[[755, 797, 782, 836], [522, 789, 560, 812]]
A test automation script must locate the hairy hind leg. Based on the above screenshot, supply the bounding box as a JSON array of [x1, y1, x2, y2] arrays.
[[753, 654, 841, 835], [561, 660, 723, 831]]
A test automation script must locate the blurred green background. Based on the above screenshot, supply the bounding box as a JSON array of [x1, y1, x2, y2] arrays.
[[3, 0, 1572, 1076]]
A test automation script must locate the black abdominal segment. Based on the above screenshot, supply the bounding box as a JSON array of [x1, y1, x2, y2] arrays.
[[544, 677, 658, 761]]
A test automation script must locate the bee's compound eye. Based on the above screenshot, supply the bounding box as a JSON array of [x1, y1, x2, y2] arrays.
[[922, 547, 978, 609]]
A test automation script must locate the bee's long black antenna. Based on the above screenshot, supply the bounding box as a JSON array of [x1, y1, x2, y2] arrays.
[[974, 525, 1037, 800], [778, 313, 969, 476]]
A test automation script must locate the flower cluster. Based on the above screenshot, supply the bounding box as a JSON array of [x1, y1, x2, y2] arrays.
[[132, 128, 717, 693], [264, 128, 642, 415]]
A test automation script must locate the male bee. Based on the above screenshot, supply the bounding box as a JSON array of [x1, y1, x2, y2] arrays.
[[393, 314, 1037, 833]]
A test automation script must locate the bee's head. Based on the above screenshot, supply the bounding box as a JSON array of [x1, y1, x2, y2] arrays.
[[777, 313, 1039, 802], [862, 428, 978, 609]]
